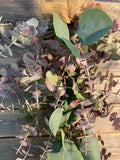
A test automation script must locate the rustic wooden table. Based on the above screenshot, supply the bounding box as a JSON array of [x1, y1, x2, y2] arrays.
[[0, 0, 120, 160]]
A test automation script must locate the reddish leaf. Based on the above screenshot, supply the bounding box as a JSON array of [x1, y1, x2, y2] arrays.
[[67, 63, 76, 74], [46, 39, 60, 51], [70, 99, 80, 108], [59, 56, 67, 70], [20, 140, 28, 147], [31, 37, 42, 52]]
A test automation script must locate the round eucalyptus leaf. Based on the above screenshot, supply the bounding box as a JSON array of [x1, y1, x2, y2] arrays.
[[76, 8, 113, 45]]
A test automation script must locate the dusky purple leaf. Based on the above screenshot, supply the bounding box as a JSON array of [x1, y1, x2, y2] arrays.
[[46, 39, 60, 51], [110, 112, 117, 121], [31, 37, 42, 52], [0, 87, 10, 98]]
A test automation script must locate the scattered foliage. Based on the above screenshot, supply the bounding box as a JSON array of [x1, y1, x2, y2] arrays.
[[0, 8, 120, 160]]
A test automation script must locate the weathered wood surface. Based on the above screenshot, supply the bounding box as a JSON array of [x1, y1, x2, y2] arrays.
[[0, 110, 49, 137], [0, 0, 42, 20], [0, 110, 24, 137], [0, 107, 120, 160], [0, 137, 48, 160], [0, 0, 120, 160]]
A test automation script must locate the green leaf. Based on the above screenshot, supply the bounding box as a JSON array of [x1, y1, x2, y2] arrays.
[[63, 38, 80, 58], [47, 139, 82, 160], [60, 129, 67, 152], [26, 18, 39, 28], [49, 108, 63, 136], [53, 13, 70, 41], [24, 114, 34, 124], [78, 130, 101, 160], [60, 111, 71, 126], [73, 83, 85, 101], [60, 101, 72, 126], [76, 8, 113, 45]]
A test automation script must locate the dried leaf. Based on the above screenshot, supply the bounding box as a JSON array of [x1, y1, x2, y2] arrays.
[[55, 81, 65, 98], [67, 63, 76, 74], [70, 99, 80, 108], [45, 70, 58, 92]]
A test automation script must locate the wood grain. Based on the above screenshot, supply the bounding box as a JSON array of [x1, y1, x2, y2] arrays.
[[0, 0, 42, 20], [0, 110, 48, 138], [94, 104, 120, 133], [99, 133, 120, 160], [0, 1, 119, 160], [0, 137, 48, 160], [0, 110, 24, 137]]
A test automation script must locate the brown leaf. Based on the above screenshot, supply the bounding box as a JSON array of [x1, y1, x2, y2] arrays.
[[67, 63, 76, 74], [70, 99, 80, 108], [45, 70, 58, 91]]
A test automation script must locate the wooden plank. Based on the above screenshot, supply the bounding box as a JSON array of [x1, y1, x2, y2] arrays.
[[98, 133, 120, 160], [0, 110, 24, 137], [94, 77, 120, 103], [98, 60, 120, 76], [0, 135, 120, 160], [0, 110, 48, 137], [94, 105, 120, 133], [0, 137, 48, 160], [0, 0, 42, 20]]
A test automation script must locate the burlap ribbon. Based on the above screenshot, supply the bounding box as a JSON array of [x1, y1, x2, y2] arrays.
[[39, 0, 102, 23]]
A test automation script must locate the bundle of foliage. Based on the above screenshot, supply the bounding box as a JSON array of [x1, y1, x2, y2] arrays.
[[0, 8, 120, 160]]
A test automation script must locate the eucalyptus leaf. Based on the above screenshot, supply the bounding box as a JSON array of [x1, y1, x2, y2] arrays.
[[60, 110, 71, 126], [4, 44, 13, 56], [63, 38, 80, 58], [53, 13, 70, 41], [76, 8, 113, 45], [60, 129, 67, 152], [26, 18, 39, 28], [47, 139, 82, 160], [24, 114, 34, 124], [49, 108, 63, 136], [45, 70, 58, 92], [37, 17, 50, 36], [78, 130, 101, 160]]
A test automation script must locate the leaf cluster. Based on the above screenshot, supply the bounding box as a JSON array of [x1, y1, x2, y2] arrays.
[[0, 9, 119, 160]]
